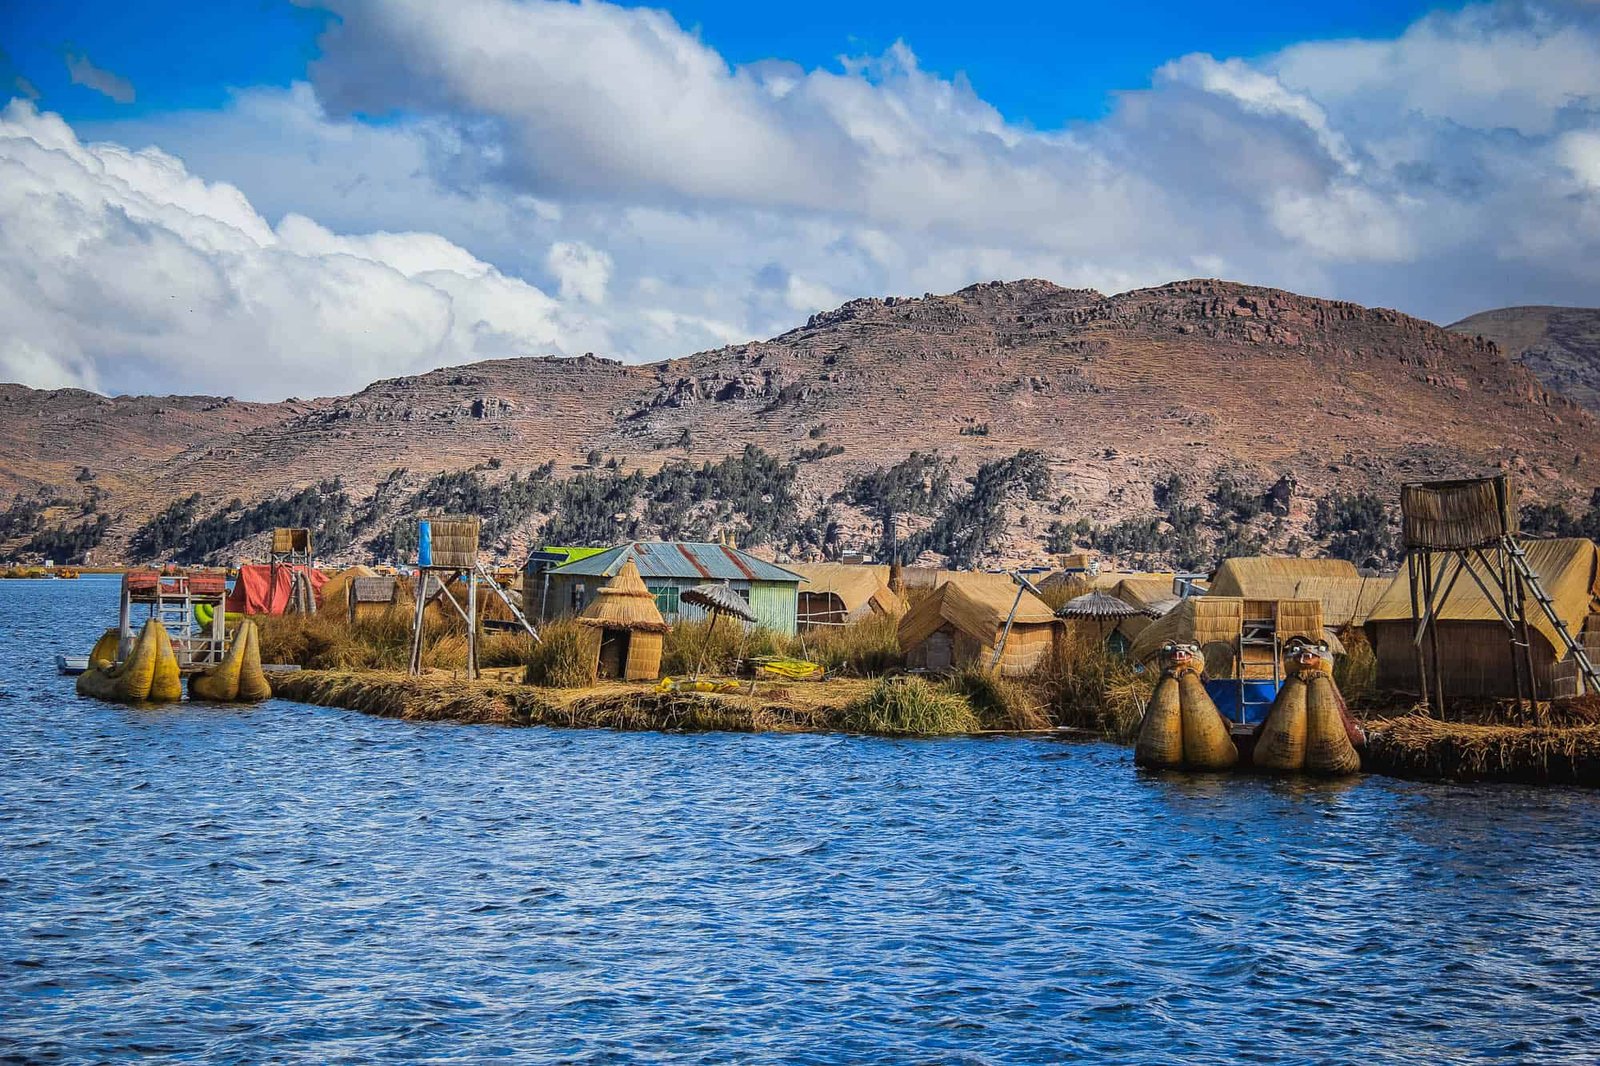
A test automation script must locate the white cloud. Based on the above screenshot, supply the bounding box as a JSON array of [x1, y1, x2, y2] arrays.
[[0, 100, 601, 398], [6, 0, 1600, 398], [546, 240, 611, 303]]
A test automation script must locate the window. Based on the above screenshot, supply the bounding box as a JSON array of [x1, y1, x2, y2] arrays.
[[650, 584, 680, 617]]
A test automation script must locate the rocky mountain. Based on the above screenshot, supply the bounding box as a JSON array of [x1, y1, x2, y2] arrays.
[[5, 278, 1600, 569], [1448, 306, 1600, 417]]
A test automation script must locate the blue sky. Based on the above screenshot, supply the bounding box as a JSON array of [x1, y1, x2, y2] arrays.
[[1, 0, 1599, 399], [6, 0, 1435, 126]]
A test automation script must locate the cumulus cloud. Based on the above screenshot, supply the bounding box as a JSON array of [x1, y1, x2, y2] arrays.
[[64, 49, 135, 104], [293, 0, 1600, 312], [546, 240, 611, 303], [0, 100, 605, 398], [8, 0, 1600, 398]]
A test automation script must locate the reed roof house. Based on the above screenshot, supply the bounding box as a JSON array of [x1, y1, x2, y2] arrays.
[[531, 541, 804, 635], [788, 562, 905, 628], [1365, 537, 1600, 699], [1208, 556, 1390, 631], [898, 575, 1057, 677]]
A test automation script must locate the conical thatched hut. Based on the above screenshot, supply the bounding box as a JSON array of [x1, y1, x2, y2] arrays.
[[576, 560, 669, 681]]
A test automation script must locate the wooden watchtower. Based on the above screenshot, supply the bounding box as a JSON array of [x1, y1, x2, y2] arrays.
[[1401, 475, 1600, 716], [407, 515, 540, 678], [270, 527, 316, 613]]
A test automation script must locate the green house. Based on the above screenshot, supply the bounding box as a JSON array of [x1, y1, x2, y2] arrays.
[[527, 541, 803, 635]]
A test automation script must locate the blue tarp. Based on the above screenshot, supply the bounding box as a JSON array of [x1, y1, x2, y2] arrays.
[[1204, 679, 1281, 725], [418, 520, 433, 568]]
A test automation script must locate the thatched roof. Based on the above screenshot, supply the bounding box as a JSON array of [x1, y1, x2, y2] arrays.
[[1111, 577, 1184, 613], [1401, 475, 1514, 551], [899, 578, 1056, 650], [789, 562, 904, 618], [1058, 591, 1143, 619], [577, 560, 670, 633], [1208, 557, 1388, 627], [1365, 537, 1600, 656], [317, 564, 378, 613]]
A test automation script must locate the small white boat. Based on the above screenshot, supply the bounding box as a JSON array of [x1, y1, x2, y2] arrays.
[[57, 654, 89, 675]]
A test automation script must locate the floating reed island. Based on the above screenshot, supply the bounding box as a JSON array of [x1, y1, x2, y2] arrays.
[[1362, 700, 1600, 785]]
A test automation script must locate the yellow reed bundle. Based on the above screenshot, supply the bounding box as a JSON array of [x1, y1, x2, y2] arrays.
[[237, 621, 272, 702], [1305, 674, 1362, 775], [77, 619, 160, 702], [1135, 673, 1185, 769], [1254, 676, 1309, 772], [1177, 670, 1239, 770], [148, 621, 182, 702]]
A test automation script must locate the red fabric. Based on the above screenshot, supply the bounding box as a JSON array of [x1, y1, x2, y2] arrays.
[[225, 564, 330, 615]]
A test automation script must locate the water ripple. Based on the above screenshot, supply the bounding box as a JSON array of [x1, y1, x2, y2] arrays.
[[2, 576, 1600, 1062]]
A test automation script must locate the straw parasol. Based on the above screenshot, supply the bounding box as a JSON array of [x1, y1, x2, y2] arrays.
[[681, 582, 757, 677], [682, 583, 757, 622], [1056, 590, 1144, 620]]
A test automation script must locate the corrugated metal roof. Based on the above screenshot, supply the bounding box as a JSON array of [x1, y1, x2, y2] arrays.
[[547, 541, 803, 583]]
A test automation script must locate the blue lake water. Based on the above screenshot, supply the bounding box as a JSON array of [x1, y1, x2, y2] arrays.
[[3, 575, 1600, 1063]]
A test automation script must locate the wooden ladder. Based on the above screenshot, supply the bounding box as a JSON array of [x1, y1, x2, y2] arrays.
[[474, 562, 541, 643], [1506, 540, 1600, 693]]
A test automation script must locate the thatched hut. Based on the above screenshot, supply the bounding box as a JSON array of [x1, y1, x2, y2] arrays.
[[790, 562, 905, 628], [576, 560, 669, 681], [898, 579, 1057, 676], [1365, 538, 1600, 699]]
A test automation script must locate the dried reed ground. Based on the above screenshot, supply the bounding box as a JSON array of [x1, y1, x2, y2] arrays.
[[1364, 714, 1600, 785], [271, 670, 877, 733]]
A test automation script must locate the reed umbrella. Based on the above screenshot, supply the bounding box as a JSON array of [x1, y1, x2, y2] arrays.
[[681, 583, 758, 677], [1055, 590, 1144, 621]]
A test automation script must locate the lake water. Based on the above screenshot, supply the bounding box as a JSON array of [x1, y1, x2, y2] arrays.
[[4, 576, 1600, 1063]]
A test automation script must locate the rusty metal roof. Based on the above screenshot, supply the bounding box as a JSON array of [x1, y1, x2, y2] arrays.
[[545, 541, 803, 583]]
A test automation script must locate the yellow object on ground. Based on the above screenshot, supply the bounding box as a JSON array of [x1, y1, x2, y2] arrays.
[[194, 603, 244, 630], [190, 619, 272, 703], [190, 624, 246, 701], [1134, 674, 1185, 769], [1177, 670, 1238, 770], [77, 619, 161, 702], [88, 627, 120, 668], [237, 622, 272, 702], [1134, 643, 1238, 770], [753, 658, 824, 680], [655, 676, 741, 694]]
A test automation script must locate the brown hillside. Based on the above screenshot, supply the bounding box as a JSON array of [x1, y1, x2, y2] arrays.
[[5, 279, 1599, 564]]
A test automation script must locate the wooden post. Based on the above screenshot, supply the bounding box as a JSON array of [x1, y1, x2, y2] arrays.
[[117, 575, 134, 662], [210, 588, 225, 665], [1515, 566, 1540, 706], [1423, 552, 1446, 720], [990, 581, 1027, 673], [409, 571, 429, 675], [467, 568, 479, 680], [1407, 551, 1430, 716], [1498, 544, 1529, 715]]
